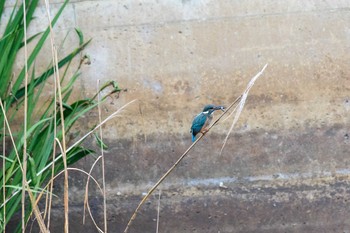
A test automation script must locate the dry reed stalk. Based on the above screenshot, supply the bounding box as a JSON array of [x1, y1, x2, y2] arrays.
[[46, 92, 57, 229], [97, 80, 108, 233], [53, 42, 70, 233], [0, 101, 24, 173], [83, 155, 105, 231], [220, 64, 268, 153], [30, 167, 105, 231], [81, 81, 109, 232], [34, 167, 104, 209], [123, 95, 242, 233], [2, 104, 6, 233], [0, 100, 138, 214], [80, 100, 136, 232], [26, 188, 48, 232], [0, 100, 48, 233], [37, 99, 137, 178], [36, 166, 105, 233], [123, 64, 268, 232], [46, 27, 58, 230], [43, 1, 70, 230], [85, 200, 104, 233], [22, 1, 29, 232]]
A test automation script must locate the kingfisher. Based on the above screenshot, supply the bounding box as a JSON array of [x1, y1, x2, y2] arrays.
[[190, 104, 225, 142]]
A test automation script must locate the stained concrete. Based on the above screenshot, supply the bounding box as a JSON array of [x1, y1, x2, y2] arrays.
[[16, 124, 350, 232], [42, 177, 350, 233], [4, 0, 350, 232]]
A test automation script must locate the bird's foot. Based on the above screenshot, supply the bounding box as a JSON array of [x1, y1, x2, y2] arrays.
[[201, 128, 209, 134]]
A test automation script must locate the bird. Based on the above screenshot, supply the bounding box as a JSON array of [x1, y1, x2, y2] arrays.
[[190, 104, 225, 142]]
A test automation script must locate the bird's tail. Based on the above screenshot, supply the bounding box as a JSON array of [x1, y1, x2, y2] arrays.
[[192, 134, 196, 142]]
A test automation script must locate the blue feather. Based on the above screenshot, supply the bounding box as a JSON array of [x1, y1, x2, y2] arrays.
[[192, 134, 196, 142], [191, 113, 207, 140]]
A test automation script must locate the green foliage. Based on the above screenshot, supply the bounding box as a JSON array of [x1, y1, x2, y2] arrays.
[[0, 0, 122, 231]]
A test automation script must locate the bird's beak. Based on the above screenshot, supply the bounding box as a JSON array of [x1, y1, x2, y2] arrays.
[[215, 106, 225, 112]]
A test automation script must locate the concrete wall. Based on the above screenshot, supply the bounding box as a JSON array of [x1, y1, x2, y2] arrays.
[[6, 0, 350, 232]]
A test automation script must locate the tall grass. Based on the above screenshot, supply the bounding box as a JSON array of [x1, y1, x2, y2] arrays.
[[0, 1, 122, 232]]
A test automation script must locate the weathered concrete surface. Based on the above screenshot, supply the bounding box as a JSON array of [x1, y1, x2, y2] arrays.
[[14, 124, 350, 232], [4, 0, 350, 232], [14, 175, 350, 233]]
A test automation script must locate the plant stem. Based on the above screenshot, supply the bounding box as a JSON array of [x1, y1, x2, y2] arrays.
[[123, 95, 242, 233], [22, 1, 28, 232]]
